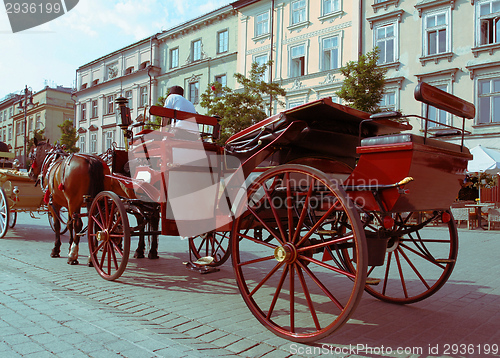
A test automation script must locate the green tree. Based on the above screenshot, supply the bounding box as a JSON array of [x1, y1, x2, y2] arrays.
[[144, 94, 167, 130], [58, 119, 80, 153], [200, 61, 286, 144], [336, 49, 387, 113]]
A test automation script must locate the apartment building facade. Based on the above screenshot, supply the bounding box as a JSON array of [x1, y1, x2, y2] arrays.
[[156, 6, 238, 110], [73, 5, 238, 155], [232, 0, 361, 110], [363, 0, 500, 147], [0, 94, 20, 152], [0, 86, 73, 165], [74, 37, 159, 154]]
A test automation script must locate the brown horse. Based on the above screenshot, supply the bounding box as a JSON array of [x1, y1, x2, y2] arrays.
[[29, 139, 112, 264], [29, 140, 159, 263]]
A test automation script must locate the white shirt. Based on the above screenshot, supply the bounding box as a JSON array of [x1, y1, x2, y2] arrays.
[[164, 94, 198, 133]]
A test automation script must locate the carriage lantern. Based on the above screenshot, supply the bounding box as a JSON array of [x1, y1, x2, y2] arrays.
[[115, 96, 132, 150]]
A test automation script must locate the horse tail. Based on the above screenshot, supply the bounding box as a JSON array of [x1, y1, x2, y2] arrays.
[[87, 156, 105, 199]]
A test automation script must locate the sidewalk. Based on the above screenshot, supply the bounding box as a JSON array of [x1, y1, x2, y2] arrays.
[[1, 213, 500, 357]]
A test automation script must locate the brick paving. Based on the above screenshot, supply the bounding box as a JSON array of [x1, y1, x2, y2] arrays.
[[0, 213, 499, 357]]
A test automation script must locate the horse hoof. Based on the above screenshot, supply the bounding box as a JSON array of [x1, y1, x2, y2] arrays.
[[88, 261, 94, 267], [133, 251, 145, 259], [67, 260, 79, 265], [51, 253, 60, 258], [148, 252, 159, 259]]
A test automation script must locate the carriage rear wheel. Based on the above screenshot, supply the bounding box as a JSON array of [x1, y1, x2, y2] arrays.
[[0, 188, 9, 238], [9, 210, 16, 228], [231, 165, 367, 342], [88, 191, 130, 281], [188, 231, 231, 266], [354, 210, 458, 304]]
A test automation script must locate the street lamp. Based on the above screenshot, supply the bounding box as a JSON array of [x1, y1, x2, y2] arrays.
[[17, 86, 33, 169]]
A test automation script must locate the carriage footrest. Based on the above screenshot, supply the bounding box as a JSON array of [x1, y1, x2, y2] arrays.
[[435, 258, 455, 264], [183, 261, 220, 274], [366, 277, 381, 285], [317, 230, 337, 235]]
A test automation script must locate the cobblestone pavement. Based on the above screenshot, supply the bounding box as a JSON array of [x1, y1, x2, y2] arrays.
[[0, 212, 499, 358]]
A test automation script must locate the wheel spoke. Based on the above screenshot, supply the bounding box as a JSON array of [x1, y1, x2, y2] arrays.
[[298, 255, 356, 279], [296, 265, 321, 331], [398, 243, 446, 269], [263, 182, 287, 245], [296, 204, 338, 248], [394, 250, 408, 298], [292, 180, 314, 244], [398, 246, 431, 290], [296, 260, 344, 312], [238, 255, 275, 267], [249, 261, 284, 297], [267, 265, 289, 319]]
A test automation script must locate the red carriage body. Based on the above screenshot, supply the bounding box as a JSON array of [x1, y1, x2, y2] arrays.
[[87, 83, 475, 342]]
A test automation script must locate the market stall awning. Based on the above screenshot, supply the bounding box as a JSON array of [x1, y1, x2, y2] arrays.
[[467, 145, 500, 174]]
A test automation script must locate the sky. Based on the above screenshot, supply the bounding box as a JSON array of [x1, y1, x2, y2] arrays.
[[0, 0, 230, 100]]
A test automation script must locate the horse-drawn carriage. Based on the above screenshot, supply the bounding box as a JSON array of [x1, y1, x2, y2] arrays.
[[31, 82, 474, 342], [0, 145, 53, 238]]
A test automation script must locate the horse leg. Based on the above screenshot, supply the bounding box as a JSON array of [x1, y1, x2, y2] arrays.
[[148, 215, 159, 259], [67, 214, 81, 265], [51, 208, 61, 258]]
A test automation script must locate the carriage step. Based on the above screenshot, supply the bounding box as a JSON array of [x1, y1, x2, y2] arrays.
[[193, 256, 214, 266], [317, 230, 337, 235], [436, 258, 455, 263], [366, 278, 381, 285]]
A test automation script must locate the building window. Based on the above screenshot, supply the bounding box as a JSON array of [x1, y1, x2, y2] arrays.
[[217, 30, 229, 54], [170, 47, 179, 69], [215, 74, 227, 97], [125, 90, 133, 109], [291, 0, 307, 25], [79, 135, 86, 153], [254, 54, 269, 82], [379, 91, 396, 111], [478, 0, 500, 46], [81, 103, 87, 121], [90, 133, 97, 153], [91, 99, 98, 118], [290, 44, 306, 77], [106, 95, 115, 115], [322, 0, 339, 16], [0, 112, 3, 122], [288, 100, 304, 109], [191, 39, 202, 62], [322, 36, 339, 70], [424, 10, 449, 56], [426, 84, 449, 127], [189, 82, 200, 104], [8, 126, 12, 141], [104, 130, 115, 150], [478, 77, 500, 124], [35, 114, 41, 130], [215, 74, 227, 88], [255, 12, 269, 37], [140, 86, 148, 107], [375, 23, 396, 64]]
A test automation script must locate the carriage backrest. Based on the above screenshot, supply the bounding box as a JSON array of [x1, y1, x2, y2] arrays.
[[149, 106, 221, 141], [414, 82, 475, 119]]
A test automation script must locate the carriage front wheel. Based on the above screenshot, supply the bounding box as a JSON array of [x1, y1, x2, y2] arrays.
[[0, 188, 9, 238], [231, 165, 367, 342], [188, 231, 231, 266], [88, 191, 130, 281]]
